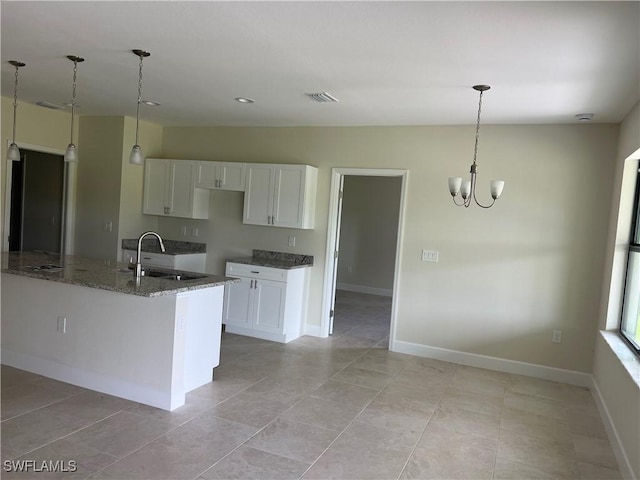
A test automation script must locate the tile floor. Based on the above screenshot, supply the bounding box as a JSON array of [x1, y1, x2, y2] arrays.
[[1, 290, 622, 479]]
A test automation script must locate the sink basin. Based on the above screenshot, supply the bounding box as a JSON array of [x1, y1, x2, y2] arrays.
[[143, 269, 206, 281]]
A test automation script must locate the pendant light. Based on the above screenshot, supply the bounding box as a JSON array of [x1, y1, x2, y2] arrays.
[[448, 85, 505, 208], [64, 55, 84, 163], [7, 60, 26, 162], [129, 49, 150, 165]]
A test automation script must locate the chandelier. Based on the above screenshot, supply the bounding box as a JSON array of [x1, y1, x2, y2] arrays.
[[448, 85, 504, 208]]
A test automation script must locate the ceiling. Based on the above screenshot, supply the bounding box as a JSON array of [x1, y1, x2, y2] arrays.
[[1, 1, 639, 127]]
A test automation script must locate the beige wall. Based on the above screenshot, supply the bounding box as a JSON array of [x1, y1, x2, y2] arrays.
[[75, 116, 126, 259], [594, 101, 640, 480], [75, 116, 163, 260], [160, 123, 618, 373], [1, 97, 75, 249], [337, 175, 401, 292]]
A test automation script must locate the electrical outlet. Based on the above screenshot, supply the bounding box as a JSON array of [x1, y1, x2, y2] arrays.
[[347, 265, 353, 273], [421, 249, 439, 262], [552, 330, 562, 343], [192, 227, 199, 237], [57, 316, 67, 334], [288, 236, 296, 247], [181, 225, 187, 236]]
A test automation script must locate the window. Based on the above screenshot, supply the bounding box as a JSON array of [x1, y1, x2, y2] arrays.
[[620, 167, 640, 356]]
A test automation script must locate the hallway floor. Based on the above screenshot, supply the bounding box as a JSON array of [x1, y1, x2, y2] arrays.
[[1, 291, 622, 479]]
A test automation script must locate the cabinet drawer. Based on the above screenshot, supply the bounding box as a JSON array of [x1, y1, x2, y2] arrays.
[[225, 262, 288, 282]]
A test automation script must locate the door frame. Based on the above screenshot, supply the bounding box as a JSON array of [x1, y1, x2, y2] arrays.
[[320, 167, 408, 351], [3, 141, 76, 254]]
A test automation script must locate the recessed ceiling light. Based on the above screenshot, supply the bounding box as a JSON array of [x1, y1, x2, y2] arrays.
[[575, 113, 594, 121], [142, 100, 161, 106], [235, 97, 255, 104]]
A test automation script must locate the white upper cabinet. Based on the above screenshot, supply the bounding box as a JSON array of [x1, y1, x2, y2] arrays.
[[243, 164, 318, 229], [196, 162, 246, 191], [143, 158, 210, 219]]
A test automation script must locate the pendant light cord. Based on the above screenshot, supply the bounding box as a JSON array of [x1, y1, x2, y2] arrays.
[[135, 54, 144, 145], [70, 58, 78, 144], [472, 90, 484, 167], [12, 63, 19, 144]]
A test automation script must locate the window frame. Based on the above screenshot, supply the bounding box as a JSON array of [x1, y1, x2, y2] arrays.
[[620, 166, 640, 356]]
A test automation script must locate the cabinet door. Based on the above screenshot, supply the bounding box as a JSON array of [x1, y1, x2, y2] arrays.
[[252, 279, 286, 334], [272, 165, 306, 228], [243, 164, 274, 226], [143, 158, 171, 215], [195, 162, 218, 189], [168, 161, 195, 217], [218, 163, 246, 191], [223, 277, 253, 327]]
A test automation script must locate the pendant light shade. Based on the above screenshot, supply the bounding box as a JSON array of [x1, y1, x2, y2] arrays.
[[129, 145, 143, 165], [448, 85, 505, 209], [130, 49, 150, 165], [7, 60, 25, 162], [7, 143, 21, 162], [64, 55, 84, 163]]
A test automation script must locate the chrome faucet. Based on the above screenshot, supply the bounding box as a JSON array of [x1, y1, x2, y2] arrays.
[[134, 231, 165, 280]]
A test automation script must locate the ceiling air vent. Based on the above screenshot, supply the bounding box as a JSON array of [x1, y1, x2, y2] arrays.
[[306, 92, 339, 103], [36, 101, 66, 110]]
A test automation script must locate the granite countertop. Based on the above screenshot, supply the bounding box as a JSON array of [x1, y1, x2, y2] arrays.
[[227, 249, 314, 270], [1, 251, 237, 298], [121, 239, 206, 255]]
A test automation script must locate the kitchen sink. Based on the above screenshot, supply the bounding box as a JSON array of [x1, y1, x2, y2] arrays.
[[142, 269, 206, 281], [114, 266, 205, 281]]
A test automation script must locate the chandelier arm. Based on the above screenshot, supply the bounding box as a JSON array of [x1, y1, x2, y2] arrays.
[[472, 187, 496, 209], [452, 195, 466, 207]]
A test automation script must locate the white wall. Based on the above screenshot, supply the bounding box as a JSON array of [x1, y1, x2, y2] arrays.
[[337, 175, 401, 294], [594, 101, 640, 480], [159, 123, 618, 374]]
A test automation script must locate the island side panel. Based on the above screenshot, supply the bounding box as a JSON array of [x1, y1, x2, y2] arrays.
[[1, 273, 181, 410], [177, 285, 224, 393]]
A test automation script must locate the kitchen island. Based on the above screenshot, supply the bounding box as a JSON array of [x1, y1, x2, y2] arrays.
[[1, 251, 238, 411]]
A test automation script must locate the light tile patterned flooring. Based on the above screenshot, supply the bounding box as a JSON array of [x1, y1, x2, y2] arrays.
[[1, 290, 622, 479]]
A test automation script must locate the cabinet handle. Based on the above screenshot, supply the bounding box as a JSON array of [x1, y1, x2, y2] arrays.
[[164, 206, 170, 215], [216, 179, 220, 188]]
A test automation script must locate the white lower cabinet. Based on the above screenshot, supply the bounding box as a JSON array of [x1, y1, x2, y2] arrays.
[[223, 262, 308, 343]]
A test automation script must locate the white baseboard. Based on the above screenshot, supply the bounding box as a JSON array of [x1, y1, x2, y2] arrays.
[[303, 323, 324, 338], [591, 377, 636, 480], [392, 340, 592, 387], [337, 283, 392, 297], [1, 348, 182, 411]]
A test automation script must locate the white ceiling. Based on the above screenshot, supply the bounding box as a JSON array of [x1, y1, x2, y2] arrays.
[[1, 1, 639, 127]]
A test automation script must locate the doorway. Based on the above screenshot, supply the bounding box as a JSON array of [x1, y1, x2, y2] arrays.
[[8, 149, 65, 253], [321, 168, 408, 350]]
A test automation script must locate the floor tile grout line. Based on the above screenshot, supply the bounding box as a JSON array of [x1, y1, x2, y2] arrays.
[[0, 386, 88, 423], [394, 362, 459, 480]]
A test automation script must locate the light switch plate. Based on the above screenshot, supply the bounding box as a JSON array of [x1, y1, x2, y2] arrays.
[[288, 236, 296, 247], [422, 249, 439, 262]]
